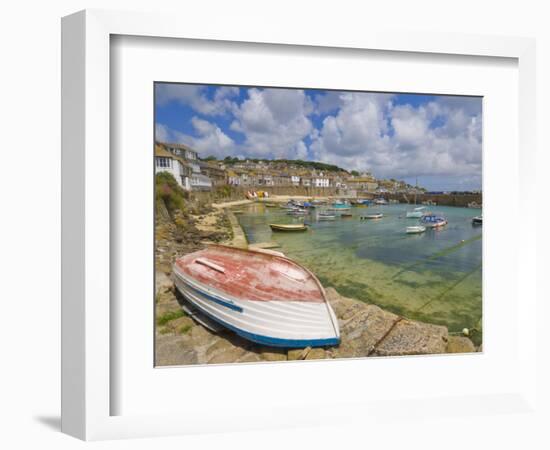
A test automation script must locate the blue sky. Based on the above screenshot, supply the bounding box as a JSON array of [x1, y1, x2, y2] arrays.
[[155, 83, 482, 191]]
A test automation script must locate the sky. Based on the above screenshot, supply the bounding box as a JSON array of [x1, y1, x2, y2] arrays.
[[155, 83, 482, 191]]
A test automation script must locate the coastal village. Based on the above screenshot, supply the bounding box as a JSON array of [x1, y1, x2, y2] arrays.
[[154, 140, 482, 366], [156, 141, 416, 196]]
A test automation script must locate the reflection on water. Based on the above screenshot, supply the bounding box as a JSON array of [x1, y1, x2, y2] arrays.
[[236, 203, 483, 345]]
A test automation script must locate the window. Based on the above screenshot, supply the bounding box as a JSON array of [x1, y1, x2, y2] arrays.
[[156, 157, 171, 168]]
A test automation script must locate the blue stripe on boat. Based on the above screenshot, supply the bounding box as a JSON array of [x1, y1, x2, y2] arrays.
[[177, 287, 340, 348], [177, 276, 244, 313]]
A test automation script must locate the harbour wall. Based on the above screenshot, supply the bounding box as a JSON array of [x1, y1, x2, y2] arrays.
[[381, 193, 482, 208], [191, 186, 482, 208]]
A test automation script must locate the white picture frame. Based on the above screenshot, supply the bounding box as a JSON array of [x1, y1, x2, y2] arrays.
[[61, 9, 538, 441]]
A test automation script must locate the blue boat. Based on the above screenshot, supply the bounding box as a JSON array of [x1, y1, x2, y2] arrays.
[[420, 214, 448, 228]]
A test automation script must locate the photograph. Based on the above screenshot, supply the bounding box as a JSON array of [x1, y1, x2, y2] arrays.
[[154, 82, 483, 366]]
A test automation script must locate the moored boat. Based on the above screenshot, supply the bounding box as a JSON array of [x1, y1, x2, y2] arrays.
[[287, 208, 308, 216], [472, 215, 483, 225], [172, 245, 340, 348], [341, 213, 353, 218], [406, 206, 426, 218], [317, 212, 336, 221], [269, 223, 308, 231], [328, 203, 351, 212], [406, 225, 426, 234], [421, 214, 448, 228], [361, 213, 383, 220]]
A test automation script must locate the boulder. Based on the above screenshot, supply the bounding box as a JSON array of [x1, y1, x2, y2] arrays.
[[305, 348, 327, 360], [206, 338, 247, 364], [155, 334, 198, 366], [257, 347, 288, 362], [372, 319, 448, 356], [446, 336, 476, 354]]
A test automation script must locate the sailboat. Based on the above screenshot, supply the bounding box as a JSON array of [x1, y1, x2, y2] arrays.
[[406, 178, 425, 218]]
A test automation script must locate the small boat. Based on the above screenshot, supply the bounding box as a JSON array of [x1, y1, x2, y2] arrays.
[[468, 201, 482, 209], [361, 213, 383, 220], [173, 245, 340, 348], [270, 223, 308, 232], [472, 215, 483, 225], [263, 202, 279, 208], [374, 198, 388, 205], [421, 214, 448, 228], [328, 204, 351, 212], [406, 225, 426, 234], [287, 209, 308, 216], [340, 213, 353, 218], [406, 206, 426, 218], [352, 199, 370, 207], [317, 212, 336, 221]]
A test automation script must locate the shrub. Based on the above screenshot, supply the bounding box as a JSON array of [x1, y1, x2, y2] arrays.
[[155, 172, 187, 216]]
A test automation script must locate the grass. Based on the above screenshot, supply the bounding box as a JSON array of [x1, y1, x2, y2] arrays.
[[156, 309, 185, 326], [179, 324, 192, 335]]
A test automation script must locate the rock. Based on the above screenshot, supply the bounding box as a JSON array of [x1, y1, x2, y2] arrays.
[[189, 323, 218, 349], [166, 316, 195, 335], [446, 336, 476, 354], [287, 347, 311, 360], [305, 348, 326, 360], [372, 319, 448, 356], [155, 334, 198, 366], [206, 338, 247, 364], [257, 347, 287, 362], [155, 302, 182, 317], [155, 271, 173, 294], [236, 352, 262, 363]]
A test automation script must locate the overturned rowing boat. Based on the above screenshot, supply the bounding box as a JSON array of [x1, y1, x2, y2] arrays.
[[172, 245, 340, 348]]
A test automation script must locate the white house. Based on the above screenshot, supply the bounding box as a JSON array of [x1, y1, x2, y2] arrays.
[[155, 145, 191, 190], [313, 177, 330, 188], [161, 142, 199, 161], [291, 175, 301, 186], [190, 173, 213, 191]]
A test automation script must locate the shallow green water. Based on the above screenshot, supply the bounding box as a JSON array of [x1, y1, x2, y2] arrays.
[[236, 203, 483, 345]]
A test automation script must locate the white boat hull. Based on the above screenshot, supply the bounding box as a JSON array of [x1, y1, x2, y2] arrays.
[[173, 267, 340, 348], [406, 226, 426, 234]]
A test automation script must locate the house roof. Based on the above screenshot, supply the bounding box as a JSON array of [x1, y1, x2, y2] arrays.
[[155, 145, 174, 158], [158, 141, 198, 154]]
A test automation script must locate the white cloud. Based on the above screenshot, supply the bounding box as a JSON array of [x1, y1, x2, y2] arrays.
[[155, 84, 482, 189], [155, 123, 170, 142], [229, 88, 314, 159], [157, 118, 235, 159], [155, 84, 236, 116], [310, 93, 482, 186]]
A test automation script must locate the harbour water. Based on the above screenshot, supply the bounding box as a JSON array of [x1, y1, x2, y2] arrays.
[[235, 203, 483, 345]]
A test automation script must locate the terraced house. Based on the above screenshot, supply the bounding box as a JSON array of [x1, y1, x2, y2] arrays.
[[155, 144, 192, 190], [155, 141, 215, 191]]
